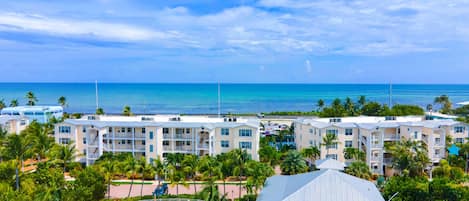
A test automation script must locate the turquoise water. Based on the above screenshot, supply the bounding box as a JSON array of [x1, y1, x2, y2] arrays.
[[0, 83, 468, 114]]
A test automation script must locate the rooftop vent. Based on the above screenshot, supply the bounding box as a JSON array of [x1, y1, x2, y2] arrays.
[[329, 118, 342, 123], [141, 117, 154, 121], [385, 116, 397, 121], [169, 117, 181, 121], [224, 117, 237, 122]]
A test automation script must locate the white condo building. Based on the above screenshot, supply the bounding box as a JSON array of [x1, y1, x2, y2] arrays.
[[54, 115, 260, 165], [294, 116, 468, 175], [1, 106, 63, 123], [0, 115, 30, 134]]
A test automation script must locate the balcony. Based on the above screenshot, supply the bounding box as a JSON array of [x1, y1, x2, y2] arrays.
[[370, 156, 381, 162], [163, 134, 172, 139], [174, 134, 193, 140], [371, 143, 382, 149], [198, 144, 209, 149], [87, 153, 100, 159], [163, 145, 171, 151], [383, 136, 399, 141]]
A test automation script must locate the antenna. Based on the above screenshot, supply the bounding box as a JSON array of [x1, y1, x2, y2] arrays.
[[218, 82, 221, 118], [95, 80, 99, 109], [389, 82, 393, 108]]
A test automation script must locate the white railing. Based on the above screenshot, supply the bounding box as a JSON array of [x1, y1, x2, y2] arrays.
[[383, 158, 393, 164], [174, 134, 192, 139], [87, 153, 100, 159], [163, 134, 172, 139], [370, 156, 381, 162], [383, 136, 399, 141], [163, 146, 171, 151]]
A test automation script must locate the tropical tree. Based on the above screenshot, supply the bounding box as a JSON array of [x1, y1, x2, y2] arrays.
[[122, 105, 132, 116], [343, 147, 365, 162], [58, 96, 67, 108], [358, 95, 367, 109], [434, 95, 452, 114], [182, 154, 199, 194], [123, 155, 138, 198], [96, 108, 104, 115], [23, 121, 54, 161], [344, 97, 356, 116], [280, 150, 308, 175], [26, 91, 38, 106], [301, 146, 321, 166], [9, 99, 18, 107], [198, 155, 222, 201], [167, 163, 187, 196], [152, 157, 165, 187], [50, 143, 79, 173], [229, 149, 249, 199], [245, 161, 274, 196], [258, 145, 281, 166], [98, 158, 119, 199], [0, 99, 5, 110], [137, 157, 154, 198], [216, 153, 232, 196], [316, 99, 325, 111], [321, 133, 338, 156], [385, 138, 430, 177], [3, 133, 33, 190], [345, 161, 371, 179]]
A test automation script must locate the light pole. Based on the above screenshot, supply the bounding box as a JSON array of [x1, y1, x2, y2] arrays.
[[388, 192, 399, 201]]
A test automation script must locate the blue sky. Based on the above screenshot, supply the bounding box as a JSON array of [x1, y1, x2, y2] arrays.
[[1, 0, 469, 83]]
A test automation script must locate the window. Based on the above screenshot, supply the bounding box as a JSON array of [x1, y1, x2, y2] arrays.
[[435, 138, 441, 145], [120, 140, 126, 144], [326, 154, 337, 160], [239, 141, 252, 149], [239, 129, 252, 137], [121, 128, 125, 133], [455, 126, 465, 133], [176, 128, 184, 134], [142, 128, 146, 134], [221, 128, 230, 136], [456, 138, 464, 144], [59, 126, 71, 133], [109, 127, 113, 132], [326, 129, 338, 135], [163, 128, 169, 134], [309, 129, 314, 134], [82, 127, 86, 133], [127, 128, 132, 133], [186, 141, 191, 146], [142, 141, 145, 145], [150, 145, 153, 152], [309, 140, 313, 145], [163, 141, 169, 146], [221, 140, 229, 148], [127, 140, 131, 144], [186, 128, 191, 134], [149, 131, 154, 140], [326, 143, 338, 149], [435, 149, 440, 156], [59, 138, 70, 144], [20, 120, 26, 126], [83, 137, 87, 144], [345, 140, 353, 148], [414, 131, 418, 139], [345, 129, 353, 136]]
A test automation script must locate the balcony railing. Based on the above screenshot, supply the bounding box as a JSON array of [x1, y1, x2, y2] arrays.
[[370, 156, 381, 162], [87, 153, 100, 159], [174, 134, 192, 139], [163, 134, 172, 139], [198, 144, 209, 149], [371, 143, 382, 148], [163, 145, 171, 151], [383, 136, 399, 141]]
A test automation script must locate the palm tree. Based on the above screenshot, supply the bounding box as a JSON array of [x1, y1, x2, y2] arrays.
[[3, 133, 33, 190], [182, 154, 199, 194], [137, 157, 154, 198], [58, 96, 67, 108], [216, 153, 232, 197], [30, 122, 55, 161], [229, 149, 249, 199], [198, 155, 222, 201], [280, 150, 307, 175], [0, 99, 5, 109], [245, 161, 274, 196], [99, 158, 119, 199], [26, 91, 38, 106], [343, 147, 365, 162], [152, 157, 165, 188], [9, 99, 18, 107], [344, 97, 355, 115], [434, 95, 452, 114], [358, 95, 366, 109], [122, 105, 132, 116], [321, 133, 338, 156], [123, 155, 138, 198], [301, 146, 321, 166], [167, 163, 187, 196], [345, 161, 371, 179], [50, 143, 79, 173], [96, 108, 104, 115], [385, 138, 430, 177], [316, 99, 325, 111]]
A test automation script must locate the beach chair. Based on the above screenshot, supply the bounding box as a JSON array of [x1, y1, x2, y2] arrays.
[[152, 183, 168, 197]]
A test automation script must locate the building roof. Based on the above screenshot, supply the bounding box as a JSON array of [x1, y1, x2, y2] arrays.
[[62, 115, 260, 129], [315, 159, 345, 171], [257, 169, 385, 201], [1, 106, 63, 113], [457, 101, 469, 105]]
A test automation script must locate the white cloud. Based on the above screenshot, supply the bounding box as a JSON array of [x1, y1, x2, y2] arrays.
[[0, 12, 176, 41]]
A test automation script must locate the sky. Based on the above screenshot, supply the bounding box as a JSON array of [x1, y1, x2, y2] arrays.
[[1, 0, 469, 83]]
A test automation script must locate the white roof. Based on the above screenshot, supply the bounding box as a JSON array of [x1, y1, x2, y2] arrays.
[[0, 115, 23, 125], [1, 106, 63, 113], [62, 115, 260, 129], [315, 159, 345, 171], [457, 101, 469, 105], [258, 169, 384, 201]]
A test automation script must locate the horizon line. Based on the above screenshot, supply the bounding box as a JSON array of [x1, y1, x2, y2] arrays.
[[1, 81, 469, 85]]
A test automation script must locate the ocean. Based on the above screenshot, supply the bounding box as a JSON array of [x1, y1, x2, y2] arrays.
[[0, 83, 468, 114]]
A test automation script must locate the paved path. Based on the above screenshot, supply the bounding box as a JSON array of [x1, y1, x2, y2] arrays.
[[109, 183, 250, 200]]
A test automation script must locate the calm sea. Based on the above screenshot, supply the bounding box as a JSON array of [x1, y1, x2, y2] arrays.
[[0, 83, 468, 114]]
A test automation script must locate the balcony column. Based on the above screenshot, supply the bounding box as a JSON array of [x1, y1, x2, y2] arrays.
[[380, 130, 384, 175], [132, 128, 135, 156], [112, 127, 115, 153], [98, 130, 103, 156]]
